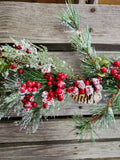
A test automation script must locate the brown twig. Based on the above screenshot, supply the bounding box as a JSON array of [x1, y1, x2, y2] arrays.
[[88, 89, 119, 124]]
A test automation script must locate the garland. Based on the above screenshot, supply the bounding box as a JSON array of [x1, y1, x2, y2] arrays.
[[0, 2, 120, 141]]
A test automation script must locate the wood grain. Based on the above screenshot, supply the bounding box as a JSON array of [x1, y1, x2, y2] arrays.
[[0, 0, 75, 3], [0, 141, 120, 160], [98, 0, 120, 5], [0, 119, 120, 143], [0, 2, 120, 44]]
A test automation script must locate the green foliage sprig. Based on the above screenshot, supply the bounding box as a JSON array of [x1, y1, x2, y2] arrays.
[[60, 1, 120, 141]]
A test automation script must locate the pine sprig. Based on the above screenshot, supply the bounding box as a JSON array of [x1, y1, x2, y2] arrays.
[[58, 0, 80, 30]]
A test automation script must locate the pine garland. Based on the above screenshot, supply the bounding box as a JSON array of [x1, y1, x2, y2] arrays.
[[0, 1, 120, 142]]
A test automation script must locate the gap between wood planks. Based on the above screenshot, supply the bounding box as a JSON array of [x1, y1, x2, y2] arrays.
[[0, 138, 120, 148], [1, 43, 120, 51]]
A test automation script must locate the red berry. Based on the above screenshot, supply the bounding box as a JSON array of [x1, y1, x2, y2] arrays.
[[96, 76, 102, 82], [49, 91, 54, 98], [57, 73, 63, 77], [53, 81, 57, 86], [63, 74, 67, 79], [57, 80, 65, 88], [21, 83, 26, 88], [56, 77, 60, 81], [29, 95, 34, 101], [20, 87, 26, 93], [48, 76, 53, 81], [44, 74, 49, 79], [49, 89, 52, 92], [66, 86, 72, 93], [110, 69, 117, 75], [35, 82, 41, 88], [32, 102, 37, 108], [18, 69, 24, 74], [27, 87, 32, 93], [25, 106, 33, 110], [60, 75, 65, 80], [46, 72, 51, 76], [79, 89, 86, 94], [115, 74, 120, 80], [43, 103, 49, 109], [47, 81, 52, 86], [54, 93, 58, 98], [58, 94, 64, 101], [74, 81, 78, 87], [24, 101, 32, 107], [25, 95, 30, 99], [84, 80, 90, 85], [15, 44, 17, 48], [32, 87, 38, 93], [22, 97, 27, 103], [101, 67, 107, 73], [30, 81, 35, 87], [24, 101, 33, 110], [114, 61, 120, 67], [26, 48, 30, 54], [26, 81, 32, 88], [118, 84, 120, 89], [10, 64, 17, 69], [17, 45, 22, 50], [55, 88, 64, 95]]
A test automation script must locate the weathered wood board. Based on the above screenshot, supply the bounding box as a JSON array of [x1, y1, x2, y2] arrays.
[[0, 0, 75, 3], [98, 0, 120, 5], [0, 2, 120, 45], [0, 119, 120, 143], [0, 141, 120, 160]]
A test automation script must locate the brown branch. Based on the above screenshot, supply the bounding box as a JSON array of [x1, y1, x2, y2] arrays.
[[88, 89, 119, 124], [87, 52, 96, 64]]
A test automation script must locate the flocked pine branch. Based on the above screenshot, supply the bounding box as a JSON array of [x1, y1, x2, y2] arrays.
[[58, 0, 80, 30], [59, 1, 120, 141]]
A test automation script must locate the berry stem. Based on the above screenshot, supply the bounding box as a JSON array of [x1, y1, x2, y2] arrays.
[[88, 89, 119, 124]]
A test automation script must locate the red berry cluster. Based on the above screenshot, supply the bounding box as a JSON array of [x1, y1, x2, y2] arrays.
[[66, 77, 102, 96], [100, 60, 120, 89], [20, 81, 41, 110], [20, 80, 41, 94], [22, 95, 37, 110], [15, 44, 30, 54], [44, 72, 67, 87], [51, 73, 67, 101], [109, 61, 120, 89], [42, 72, 68, 109], [15, 44, 22, 50]]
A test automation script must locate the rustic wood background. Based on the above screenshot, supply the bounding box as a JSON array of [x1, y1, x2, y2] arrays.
[[0, 1, 120, 160], [98, 0, 120, 5]]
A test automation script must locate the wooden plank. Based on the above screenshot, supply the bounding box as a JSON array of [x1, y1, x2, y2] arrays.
[[98, 0, 120, 5], [78, 0, 86, 4], [0, 0, 75, 3], [35, 0, 75, 3], [0, 2, 120, 44], [0, 119, 120, 143], [0, 141, 120, 160]]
